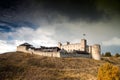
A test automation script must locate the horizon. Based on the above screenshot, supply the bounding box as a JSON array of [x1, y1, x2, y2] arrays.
[[0, 0, 120, 54]]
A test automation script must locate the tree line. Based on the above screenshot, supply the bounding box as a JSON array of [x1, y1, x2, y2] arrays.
[[102, 52, 120, 57]]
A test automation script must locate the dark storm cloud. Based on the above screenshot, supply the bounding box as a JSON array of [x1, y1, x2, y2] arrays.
[[0, 0, 19, 9], [96, 0, 120, 14], [0, 0, 120, 24], [1, 0, 119, 22], [34, 0, 104, 21], [0, 20, 36, 32]]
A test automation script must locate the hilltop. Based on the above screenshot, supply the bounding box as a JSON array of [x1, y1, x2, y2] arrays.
[[0, 52, 120, 80]]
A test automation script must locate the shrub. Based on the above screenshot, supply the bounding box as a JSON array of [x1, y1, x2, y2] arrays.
[[97, 63, 120, 80], [104, 52, 112, 57], [115, 53, 120, 57]]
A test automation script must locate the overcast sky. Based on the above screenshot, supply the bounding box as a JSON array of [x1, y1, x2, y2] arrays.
[[0, 0, 120, 54]]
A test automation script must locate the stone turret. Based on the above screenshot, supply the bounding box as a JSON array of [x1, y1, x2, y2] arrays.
[[92, 44, 101, 60], [80, 39, 86, 51], [17, 46, 27, 53], [66, 42, 70, 45], [58, 42, 62, 48]]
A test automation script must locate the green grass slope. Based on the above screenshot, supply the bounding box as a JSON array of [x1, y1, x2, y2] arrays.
[[0, 52, 120, 80]]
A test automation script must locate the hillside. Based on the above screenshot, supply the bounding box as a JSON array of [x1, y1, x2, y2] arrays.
[[0, 52, 120, 80]]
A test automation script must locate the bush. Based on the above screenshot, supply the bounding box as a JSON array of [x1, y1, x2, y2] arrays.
[[104, 52, 112, 57], [97, 63, 120, 80], [115, 53, 120, 57]]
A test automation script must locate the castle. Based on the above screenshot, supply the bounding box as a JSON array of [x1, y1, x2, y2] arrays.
[[17, 39, 101, 60]]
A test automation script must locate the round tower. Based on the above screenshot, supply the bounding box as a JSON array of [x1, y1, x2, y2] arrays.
[[92, 44, 101, 60], [66, 41, 70, 45], [80, 39, 87, 51]]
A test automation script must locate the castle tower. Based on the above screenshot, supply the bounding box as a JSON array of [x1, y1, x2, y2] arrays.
[[92, 44, 101, 60], [66, 41, 70, 45], [58, 42, 62, 48], [88, 46, 92, 53], [80, 39, 87, 51], [17, 46, 27, 53], [17, 43, 33, 53]]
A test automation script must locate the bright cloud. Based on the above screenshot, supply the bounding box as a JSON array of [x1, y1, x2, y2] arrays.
[[102, 37, 120, 46], [0, 40, 16, 53], [0, 26, 57, 53]]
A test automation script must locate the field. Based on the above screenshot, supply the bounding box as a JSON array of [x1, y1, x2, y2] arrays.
[[0, 52, 120, 80]]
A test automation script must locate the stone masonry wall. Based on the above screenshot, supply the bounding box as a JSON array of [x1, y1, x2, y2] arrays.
[[32, 51, 61, 57], [17, 46, 28, 53], [92, 44, 101, 60]]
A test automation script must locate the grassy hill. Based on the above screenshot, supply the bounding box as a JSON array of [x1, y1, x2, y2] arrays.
[[0, 52, 120, 80]]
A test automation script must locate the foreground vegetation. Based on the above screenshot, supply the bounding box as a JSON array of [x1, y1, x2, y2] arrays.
[[98, 63, 120, 80], [0, 52, 120, 80]]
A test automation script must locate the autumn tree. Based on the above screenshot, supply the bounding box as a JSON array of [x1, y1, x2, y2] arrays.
[[97, 63, 120, 80]]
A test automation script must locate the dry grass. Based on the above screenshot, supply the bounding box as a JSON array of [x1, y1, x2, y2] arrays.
[[0, 52, 120, 80]]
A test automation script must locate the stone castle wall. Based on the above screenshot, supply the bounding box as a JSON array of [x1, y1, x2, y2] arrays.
[[17, 46, 28, 53], [17, 46, 61, 57], [58, 39, 101, 60], [16, 39, 101, 60], [60, 53, 91, 58], [58, 39, 87, 52], [60, 43, 81, 52], [17, 46, 91, 58], [32, 51, 60, 57]]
